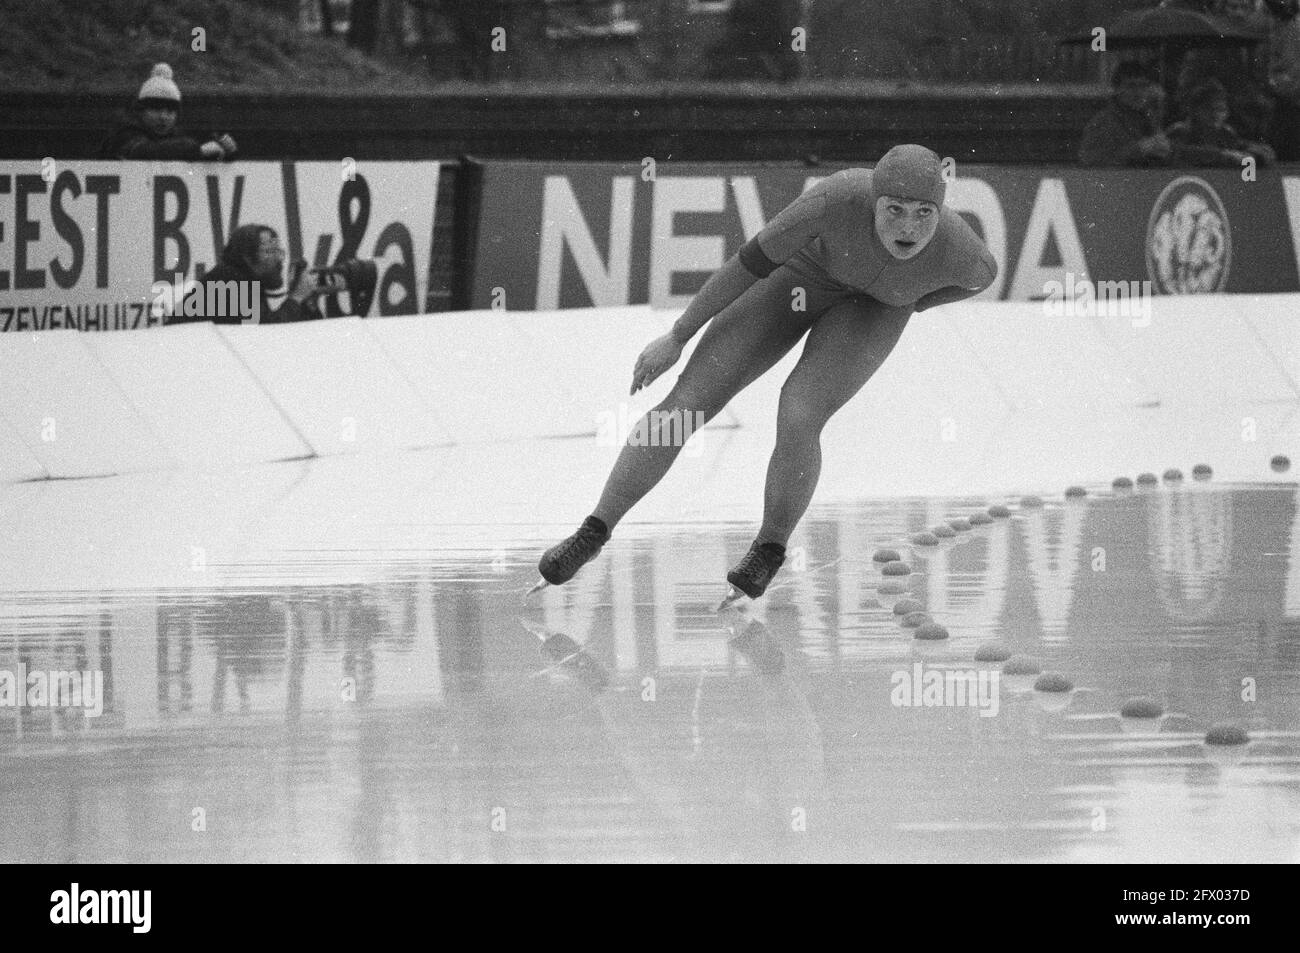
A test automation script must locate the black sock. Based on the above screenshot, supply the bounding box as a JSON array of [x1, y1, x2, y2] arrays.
[[583, 515, 610, 539], [758, 541, 786, 559]]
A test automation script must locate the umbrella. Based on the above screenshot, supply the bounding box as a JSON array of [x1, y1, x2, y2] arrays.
[[1059, 4, 1270, 48]]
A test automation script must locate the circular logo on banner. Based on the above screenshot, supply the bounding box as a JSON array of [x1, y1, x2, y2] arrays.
[[1145, 176, 1232, 294]]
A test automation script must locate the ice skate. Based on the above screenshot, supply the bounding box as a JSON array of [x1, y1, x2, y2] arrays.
[[717, 541, 785, 610], [527, 516, 610, 599]]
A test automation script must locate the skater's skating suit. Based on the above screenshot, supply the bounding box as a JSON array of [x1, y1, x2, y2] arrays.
[[594, 151, 998, 546]]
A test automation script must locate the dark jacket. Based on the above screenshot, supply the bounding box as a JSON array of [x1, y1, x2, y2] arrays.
[[99, 115, 206, 160], [167, 225, 321, 326], [1079, 100, 1166, 166]]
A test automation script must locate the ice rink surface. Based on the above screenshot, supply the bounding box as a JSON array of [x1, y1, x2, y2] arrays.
[[2, 426, 1299, 862]]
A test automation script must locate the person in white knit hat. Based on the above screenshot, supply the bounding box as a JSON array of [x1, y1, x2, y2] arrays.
[[99, 63, 238, 161]]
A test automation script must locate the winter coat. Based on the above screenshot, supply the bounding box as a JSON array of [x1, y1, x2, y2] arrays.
[[98, 115, 206, 161]]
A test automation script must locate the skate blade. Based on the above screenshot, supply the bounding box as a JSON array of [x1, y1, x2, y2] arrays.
[[524, 577, 550, 602], [716, 586, 749, 612]]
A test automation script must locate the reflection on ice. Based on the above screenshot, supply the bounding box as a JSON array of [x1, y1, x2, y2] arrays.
[[1, 478, 1298, 862]]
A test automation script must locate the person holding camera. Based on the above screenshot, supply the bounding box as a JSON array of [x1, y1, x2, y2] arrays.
[[99, 63, 238, 161], [167, 224, 332, 326]]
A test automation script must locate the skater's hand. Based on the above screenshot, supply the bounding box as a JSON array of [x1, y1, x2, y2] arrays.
[[630, 334, 683, 395]]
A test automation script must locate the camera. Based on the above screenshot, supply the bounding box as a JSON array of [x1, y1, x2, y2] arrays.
[[293, 257, 378, 316]]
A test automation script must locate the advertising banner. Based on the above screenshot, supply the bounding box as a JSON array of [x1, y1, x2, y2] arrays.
[[0, 160, 439, 331], [467, 160, 1300, 310]]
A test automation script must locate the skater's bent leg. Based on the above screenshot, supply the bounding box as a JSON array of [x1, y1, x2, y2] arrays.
[[757, 299, 912, 546], [592, 268, 817, 530], [591, 382, 727, 528]]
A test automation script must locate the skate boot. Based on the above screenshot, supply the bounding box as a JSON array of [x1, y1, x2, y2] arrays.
[[532, 516, 610, 592], [720, 541, 786, 608]]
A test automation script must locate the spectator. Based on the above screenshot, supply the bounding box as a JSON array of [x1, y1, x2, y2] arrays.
[[1166, 77, 1277, 164], [167, 224, 330, 326], [1079, 62, 1176, 166], [1264, 0, 1300, 158], [1176, 0, 1274, 140], [432, 1, 519, 81], [705, 0, 803, 81], [99, 63, 237, 161]]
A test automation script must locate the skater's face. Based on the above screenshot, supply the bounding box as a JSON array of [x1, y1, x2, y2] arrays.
[[875, 196, 940, 260]]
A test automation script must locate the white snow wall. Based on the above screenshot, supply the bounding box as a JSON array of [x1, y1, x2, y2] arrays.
[[0, 295, 1297, 489]]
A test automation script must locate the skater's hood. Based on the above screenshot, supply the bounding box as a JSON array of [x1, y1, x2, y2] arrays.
[[870, 144, 946, 207]]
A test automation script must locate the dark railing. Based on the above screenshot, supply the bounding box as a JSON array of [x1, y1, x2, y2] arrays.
[[0, 85, 1106, 166]]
